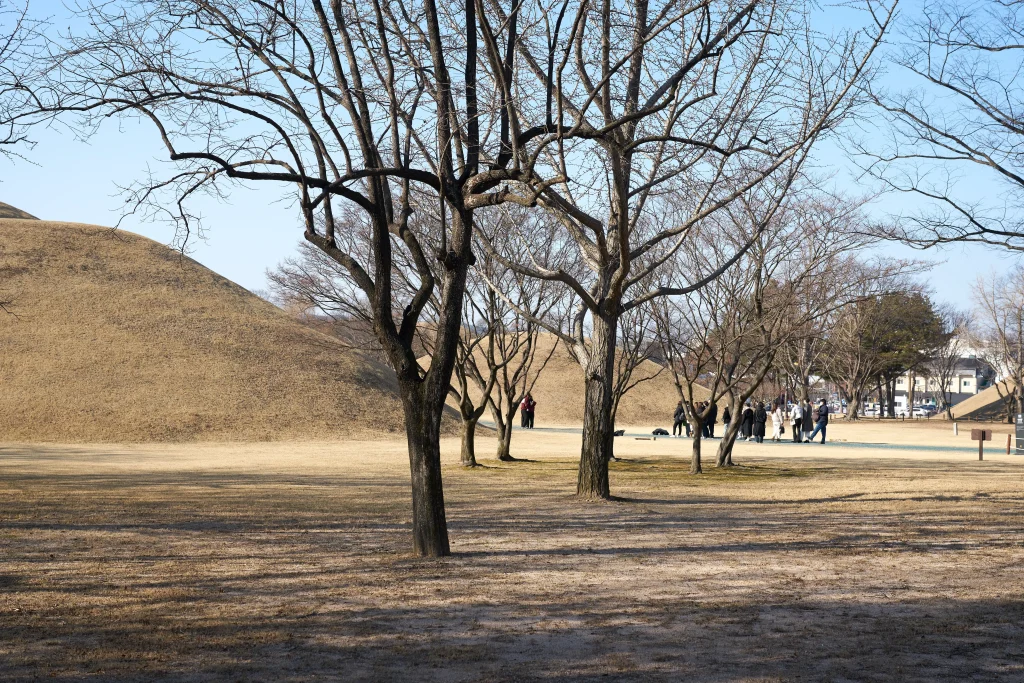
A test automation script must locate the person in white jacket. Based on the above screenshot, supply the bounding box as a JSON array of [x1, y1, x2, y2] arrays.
[[770, 401, 785, 441]]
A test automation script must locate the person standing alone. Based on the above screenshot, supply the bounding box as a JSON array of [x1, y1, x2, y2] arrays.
[[770, 401, 784, 441], [707, 401, 718, 439], [792, 400, 804, 443], [808, 399, 829, 443], [753, 402, 768, 443]]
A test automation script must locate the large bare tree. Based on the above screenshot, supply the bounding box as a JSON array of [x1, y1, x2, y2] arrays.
[[476, 0, 895, 498], [17, 0, 573, 556], [971, 271, 1024, 420], [860, 0, 1024, 251]]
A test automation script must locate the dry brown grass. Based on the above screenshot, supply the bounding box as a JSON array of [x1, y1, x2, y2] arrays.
[[0, 219, 424, 441], [2, 422, 1023, 681], [0, 202, 37, 220]]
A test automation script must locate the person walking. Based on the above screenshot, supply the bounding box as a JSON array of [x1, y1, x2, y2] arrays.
[[707, 401, 718, 438], [722, 405, 732, 435], [801, 399, 814, 443], [753, 402, 768, 443], [742, 403, 755, 440], [791, 400, 804, 443], [673, 401, 685, 437], [770, 401, 784, 441], [807, 398, 829, 443]]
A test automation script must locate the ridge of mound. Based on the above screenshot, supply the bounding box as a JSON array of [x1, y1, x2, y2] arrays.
[[0, 219, 420, 442], [0, 203, 38, 220], [949, 380, 1019, 421]]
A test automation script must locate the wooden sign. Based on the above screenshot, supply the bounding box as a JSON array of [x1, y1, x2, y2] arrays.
[[972, 429, 993, 460]]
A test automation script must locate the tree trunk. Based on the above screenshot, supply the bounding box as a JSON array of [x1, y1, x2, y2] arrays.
[[716, 406, 742, 467], [460, 412, 479, 467], [495, 403, 518, 461], [399, 382, 451, 557], [908, 371, 916, 417], [887, 377, 897, 418], [577, 314, 617, 500], [690, 427, 703, 474], [846, 391, 862, 421]]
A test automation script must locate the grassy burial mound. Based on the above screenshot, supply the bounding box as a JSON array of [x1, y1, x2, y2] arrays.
[[0, 202, 38, 220], [949, 380, 1020, 421], [0, 219, 414, 442]]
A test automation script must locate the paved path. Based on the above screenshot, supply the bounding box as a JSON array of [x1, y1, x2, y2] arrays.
[[489, 422, 1016, 455]]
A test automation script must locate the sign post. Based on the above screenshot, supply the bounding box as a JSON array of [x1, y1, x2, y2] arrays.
[[1017, 414, 1023, 456], [972, 429, 993, 460]]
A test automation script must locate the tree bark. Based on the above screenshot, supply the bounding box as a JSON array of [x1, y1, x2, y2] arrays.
[[399, 382, 451, 557], [577, 314, 617, 499], [690, 427, 703, 474], [716, 403, 742, 467], [495, 404, 518, 461], [460, 411, 479, 467], [846, 392, 862, 421], [908, 370, 916, 416]]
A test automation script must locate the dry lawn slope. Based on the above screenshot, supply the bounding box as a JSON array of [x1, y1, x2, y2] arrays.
[[513, 333, 709, 426], [0, 202, 38, 220], [0, 219, 415, 442]]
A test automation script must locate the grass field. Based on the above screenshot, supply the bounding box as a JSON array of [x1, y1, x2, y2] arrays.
[[2, 421, 1023, 681]]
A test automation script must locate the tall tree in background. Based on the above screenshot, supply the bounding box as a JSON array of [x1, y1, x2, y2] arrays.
[[478, 0, 895, 499], [862, 0, 1024, 251], [972, 272, 1024, 421], [870, 293, 945, 416]]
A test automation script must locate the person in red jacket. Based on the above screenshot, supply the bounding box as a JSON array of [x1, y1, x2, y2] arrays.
[[521, 393, 537, 428]]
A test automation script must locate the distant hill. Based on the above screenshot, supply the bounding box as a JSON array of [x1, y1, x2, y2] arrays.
[[0, 203, 38, 220], [0, 219, 433, 442]]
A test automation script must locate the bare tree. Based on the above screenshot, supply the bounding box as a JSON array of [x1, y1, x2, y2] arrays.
[[20, 0, 587, 555], [463, 208, 568, 462], [0, 1, 34, 160], [971, 271, 1024, 421], [859, 0, 1024, 251], [925, 304, 971, 417], [477, 0, 895, 498]]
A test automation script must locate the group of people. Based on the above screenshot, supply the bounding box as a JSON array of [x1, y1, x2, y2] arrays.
[[519, 393, 536, 429], [737, 398, 830, 444], [673, 400, 721, 438], [672, 397, 832, 444]]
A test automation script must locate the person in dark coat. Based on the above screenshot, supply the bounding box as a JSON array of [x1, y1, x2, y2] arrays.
[[808, 398, 830, 443], [741, 403, 755, 440], [673, 401, 685, 437], [707, 401, 718, 438], [753, 402, 768, 443], [722, 405, 732, 435]]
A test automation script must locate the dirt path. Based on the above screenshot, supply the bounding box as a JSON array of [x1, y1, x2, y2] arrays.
[[1, 429, 1023, 681]]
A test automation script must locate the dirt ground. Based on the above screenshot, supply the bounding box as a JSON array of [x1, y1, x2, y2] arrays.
[[2, 421, 1023, 681]]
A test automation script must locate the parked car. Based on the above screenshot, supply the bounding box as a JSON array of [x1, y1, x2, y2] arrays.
[[895, 406, 931, 418]]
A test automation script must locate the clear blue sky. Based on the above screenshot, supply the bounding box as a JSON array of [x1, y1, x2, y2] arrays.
[[1, 0, 1018, 309]]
